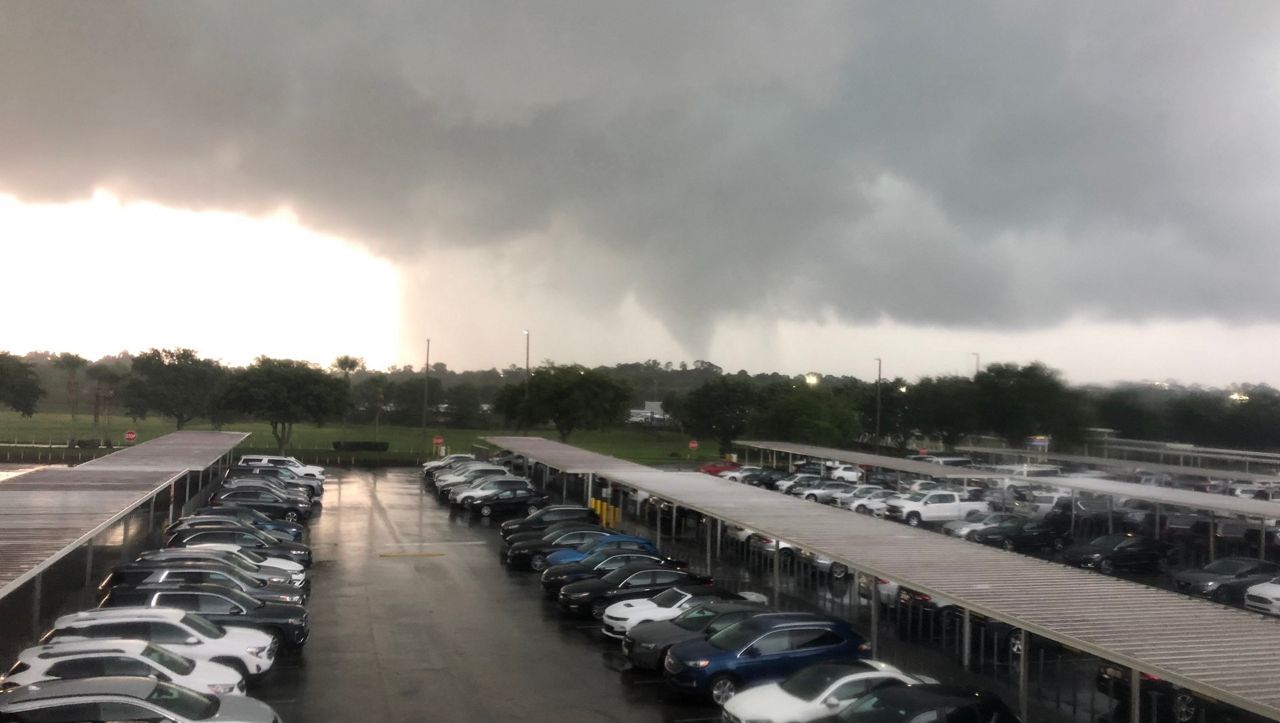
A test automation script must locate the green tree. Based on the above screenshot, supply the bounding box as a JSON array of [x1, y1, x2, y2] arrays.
[[496, 365, 631, 441], [445, 383, 483, 428], [0, 352, 44, 416], [54, 352, 87, 422], [907, 376, 979, 450], [84, 362, 124, 430], [752, 383, 861, 448], [976, 362, 1085, 447], [123, 349, 225, 429], [668, 377, 759, 454], [331, 355, 364, 380], [223, 358, 348, 452]]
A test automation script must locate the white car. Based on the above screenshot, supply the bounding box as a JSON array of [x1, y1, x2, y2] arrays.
[[942, 511, 1022, 539], [0, 677, 279, 723], [774, 474, 821, 495], [186, 543, 305, 575], [39, 608, 277, 677], [829, 465, 864, 482], [852, 490, 900, 515], [601, 587, 767, 638], [138, 548, 307, 588], [3, 639, 245, 696], [720, 466, 762, 482], [830, 485, 879, 508], [238, 454, 325, 480], [451, 476, 531, 507], [722, 660, 931, 722], [1245, 578, 1280, 616], [423, 453, 474, 474]]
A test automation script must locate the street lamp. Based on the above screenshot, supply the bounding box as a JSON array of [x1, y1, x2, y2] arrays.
[[1229, 391, 1250, 403], [523, 330, 531, 403], [874, 358, 882, 456], [421, 338, 431, 449], [804, 373, 820, 387]]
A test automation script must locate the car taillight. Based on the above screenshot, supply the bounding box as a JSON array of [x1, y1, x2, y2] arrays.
[[876, 578, 889, 585], [1140, 673, 1161, 682]]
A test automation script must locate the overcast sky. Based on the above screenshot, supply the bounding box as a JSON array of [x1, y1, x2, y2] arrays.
[[3, 2, 1279, 386]]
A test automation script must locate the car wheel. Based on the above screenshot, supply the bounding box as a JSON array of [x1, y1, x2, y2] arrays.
[[1156, 556, 1170, 574], [1172, 692, 1198, 722], [590, 599, 609, 619], [805, 494, 818, 502], [855, 505, 868, 514], [906, 512, 922, 527], [1001, 539, 1016, 552], [283, 510, 300, 523], [530, 554, 548, 572], [1098, 558, 1115, 574], [964, 530, 977, 541], [480, 505, 493, 517], [1052, 537, 1068, 551], [709, 675, 737, 705], [1210, 587, 1230, 604], [527, 504, 540, 515], [830, 563, 848, 578]]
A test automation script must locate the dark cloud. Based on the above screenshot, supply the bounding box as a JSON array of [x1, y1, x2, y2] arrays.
[[3, 1, 1278, 351]]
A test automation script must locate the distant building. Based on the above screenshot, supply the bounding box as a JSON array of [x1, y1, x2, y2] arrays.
[[628, 401, 669, 425]]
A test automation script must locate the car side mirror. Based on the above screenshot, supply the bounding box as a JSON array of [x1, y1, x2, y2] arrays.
[[185, 636, 200, 645], [154, 673, 172, 683], [824, 696, 841, 709]]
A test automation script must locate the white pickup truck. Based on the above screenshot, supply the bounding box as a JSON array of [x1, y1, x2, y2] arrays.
[[884, 491, 990, 527]]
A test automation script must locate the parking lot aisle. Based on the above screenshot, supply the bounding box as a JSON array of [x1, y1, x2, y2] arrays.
[[257, 468, 719, 723]]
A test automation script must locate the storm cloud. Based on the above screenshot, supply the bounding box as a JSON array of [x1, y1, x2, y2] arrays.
[[3, 1, 1279, 351]]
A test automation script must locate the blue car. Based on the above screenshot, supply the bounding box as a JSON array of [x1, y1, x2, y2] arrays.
[[544, 534, 657, 567], [190, 505, 306, 541], [663, 612, 869, 704]]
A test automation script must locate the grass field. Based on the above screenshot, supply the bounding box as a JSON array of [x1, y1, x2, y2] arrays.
[[0, 411, 722, 465]]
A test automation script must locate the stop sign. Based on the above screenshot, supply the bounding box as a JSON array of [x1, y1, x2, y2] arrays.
[[688, 439, 699, 451], [433, 435, 444, 446], [124, 430, 137, 443]]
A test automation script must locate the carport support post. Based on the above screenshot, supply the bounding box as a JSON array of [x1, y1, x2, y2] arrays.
[[1154, 503, 1161, 541], [1129, 667, 1141, 723], [656, 501, 662, 551], [1018, 628, 1030, 722], [1069, 489, 1077, 535], [585, 473, 593, 506], [1260, 517, 1267, 561], [83, 535, 95, 588], [31, 572, 42, 637], [1107, 495, 1114, 535], [962, 609, 972, 670], [1209, 511, 1216, 561], [868, 577, 880, 658], [705, 518, 712, 573], [772, 539, 781, 606]]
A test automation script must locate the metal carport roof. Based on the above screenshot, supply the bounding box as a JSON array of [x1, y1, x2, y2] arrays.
[[736, 440, 1019, 479], [957, 445, 1280, 485], [487, 436, 1280, 721]]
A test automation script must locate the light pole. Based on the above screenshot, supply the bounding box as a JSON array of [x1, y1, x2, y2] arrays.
[[421, 338, 431, 451], [971, 352, 981, 378], [874, 358, 882, 456], [523, 330, 531, 404]]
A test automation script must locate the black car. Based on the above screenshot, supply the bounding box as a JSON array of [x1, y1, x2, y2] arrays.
[[1095, 664, 1271, 723], [623, 601, 768, 670], [742, 469, 787, 490], [166, 526, 313, 567], [97, 559, 306, 606], [226, 464, 322, 498], [504, 521, 605, 548], [500, 505, 600, 541], [165, 516, 298, 543], [209, 486, 313, 523], [506, 528, 611, 571], [824, 684, 1020, 722], [1062, 534, 1172, 574], [1170, 557, 1280, 604], [98, 582, 310, 647], [971, 517, 1072, 552], [557, 563, 713, 618], [222, 477, 311, 504], [466, 488, 551, 517], [188, 506, 306, 540], [540, 550, 680, 596]]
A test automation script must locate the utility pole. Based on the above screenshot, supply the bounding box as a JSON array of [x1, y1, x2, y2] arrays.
[[874, 357, 882, 456], [971, 352, 980, 378], [523, 330, 531, 403], [421, 338, 431, 452]]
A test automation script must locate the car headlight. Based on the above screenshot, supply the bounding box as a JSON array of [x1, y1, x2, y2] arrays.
[[568, 591, 592, 600], [268, 576, 287, 584], [208, 683, 237, 694], [288, 549, 307, 557], [1198, 581, 1220, 591], [286, 595, 304, 604], [639, 642, 657, 650], [247, 646, 268, 658], [287, 617, 306, 626], [686, 659, 711, 669], [1083, 553, 1102, 559]]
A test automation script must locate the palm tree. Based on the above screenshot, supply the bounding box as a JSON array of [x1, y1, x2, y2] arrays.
[[331, 356, 364, 437], [54, 353, 88, 426]]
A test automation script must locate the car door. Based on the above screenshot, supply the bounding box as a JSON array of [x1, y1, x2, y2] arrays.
[[611, 571, 659, 600], [147, 621, 201, 651], [1114, 538, 1152, 567], [734, 629, 793, 681], [785, 628, 847, 671]]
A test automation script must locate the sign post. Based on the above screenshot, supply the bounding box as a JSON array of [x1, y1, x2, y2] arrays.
[[688, 439, 698, 459], [124, 430, 137, 445]]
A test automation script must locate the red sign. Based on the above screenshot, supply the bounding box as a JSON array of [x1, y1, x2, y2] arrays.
[[124, 430, 137, 443], [688, 440, 699, 451], [433, 435, 444, 446]]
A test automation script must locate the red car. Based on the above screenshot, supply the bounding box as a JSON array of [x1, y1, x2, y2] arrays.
[[698, 460, 740, 476]]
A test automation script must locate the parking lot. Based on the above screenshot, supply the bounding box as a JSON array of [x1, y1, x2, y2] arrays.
[[251, 467, 1133, 723]]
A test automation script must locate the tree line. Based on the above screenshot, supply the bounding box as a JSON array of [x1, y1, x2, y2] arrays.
[[2, 349, 1278, 454]]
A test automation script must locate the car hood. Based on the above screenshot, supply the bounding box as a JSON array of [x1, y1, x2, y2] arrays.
[[210, 693, 279, 721], [560, 579, 612, 596], [508, 539, 558, 554], [668, 637, 723, 663], [627, 620, 701, 648], [1247, 581, 1280, 596], [223, 625, 276, 649], [543, 562, 593, 578], [250, 601, 308, 622], [1172, 570, 1231, 585], [263, 541, 310, 557], [1063, 544, 1107, 558], [722, 683, 804, 721], [506, 531, 553, 546], [545, 549, 587, 566], [606, 599, 658, 618]]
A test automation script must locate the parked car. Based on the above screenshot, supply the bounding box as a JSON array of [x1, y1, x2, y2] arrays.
[[499, 506, 599, 540], [221, 476, 313, 504], [601, 585, 763, 638], [663, 612, 869, 704], [188, 507, 305, 541], [225, 465, 322, 499], [698, 461, 740, 476], [39, 608, 277, 678], [178, 543, 305, 576], [450, 476, 532, 507], [466, 487, 551, 517], [831, 485, 880, 509], [884, 490, 989, 527], [742, 470, 787, 490], [422, 453, 475, 477], [1062, 534, 1172, 574], [558, 563, 713, 618], [801, 482, 857, 504], [423, 456, 480, 481], [824, 683, 1020, 722], [435, 466, 509, 497], [774, 474, 821, 495], [98, 560, 306, 606], [1171, 557, 1280, 604], [721, 659, 931, 723], [166, 517, 297, 543], [2, 639, 245, 696], [503, 521, 604, 548], [970, 517, 1072, 552], [0, 677, 279, 723], [540, 550, 673, 596], [828, 465, 864, 483], [98, 583, 310, 647], [544, 534, 658, 567], [1244, 576, 1280, 616], [238, 454, 325, 480], [1095, 663, 1261, 723], [166, 527, 313, 567], [850, 490, 899, 515], [720, 466, 762, 482], [208, 486, 312, 523], [505, 527, 610, 571], [942, 511, 1022, 539], [136, 548, 306, 589], [623, 601, 769, 670]]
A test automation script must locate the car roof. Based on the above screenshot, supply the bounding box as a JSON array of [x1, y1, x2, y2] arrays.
[[861, 684, 1000, 708], [105, 582, 241, 594], [0, 676, 161, 704], [689, 601, 769, 615], [612, 561, 676, 575], [54, 607, 188, 626], [596, 534, 650, 543], [24, 639, 151, 658], [113, 559, 240, 572], [732, 612, 840, 632]]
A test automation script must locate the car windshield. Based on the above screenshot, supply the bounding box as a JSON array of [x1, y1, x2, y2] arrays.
[[575, 539, 600, 552], [853, 488, 878, 498], [146, 681, 219, 719], [781, 664, 861, 701], [905, 493, 928, 502], [601, 568, 636, 584], [1204, 559, 1252, 575], [180, 614, 224, 639], [650, 588, 686, 607], [707, 622, 762, 651], [1089, 535, 1130, 550], [142, 644, 196, 675], [579, 551, 611, 568], [672, 606, 718, 631]]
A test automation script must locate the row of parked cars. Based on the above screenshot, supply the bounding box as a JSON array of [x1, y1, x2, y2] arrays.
[[426, 453, 1022, 722], [0, 454, 326, 723]]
